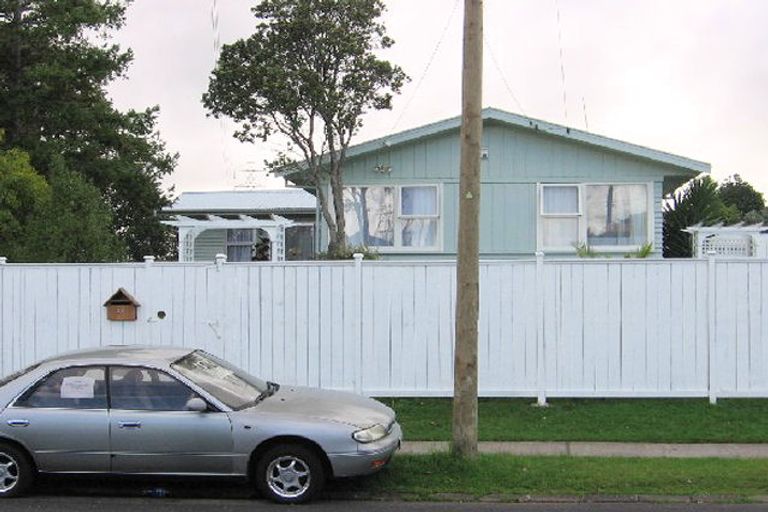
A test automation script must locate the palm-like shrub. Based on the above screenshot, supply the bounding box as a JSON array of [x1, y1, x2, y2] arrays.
[[663, 177, 729, 258]]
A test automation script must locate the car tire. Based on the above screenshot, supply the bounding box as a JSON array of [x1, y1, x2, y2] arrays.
[[255, 443, 325, 504], [0, 442, 34, 498]]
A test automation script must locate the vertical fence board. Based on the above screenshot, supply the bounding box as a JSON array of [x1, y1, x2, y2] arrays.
[[0, 259, 766, 398]]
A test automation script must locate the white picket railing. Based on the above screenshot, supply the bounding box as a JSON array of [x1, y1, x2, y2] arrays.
[[0, 256, 766, 401]]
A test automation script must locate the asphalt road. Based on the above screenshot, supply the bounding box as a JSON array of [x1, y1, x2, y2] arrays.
[[4, 497, 768, 512]]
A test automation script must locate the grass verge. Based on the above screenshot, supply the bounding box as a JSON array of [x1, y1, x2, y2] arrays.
[[378, 398, 768, 443], [337, 453, 768, 499]]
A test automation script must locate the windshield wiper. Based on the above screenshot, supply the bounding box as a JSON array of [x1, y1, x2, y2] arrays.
[[266, 381, 280, 396], [240, 381, 281, 410]]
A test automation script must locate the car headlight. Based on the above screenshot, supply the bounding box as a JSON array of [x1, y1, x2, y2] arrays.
[[352, 423, 389, 443]]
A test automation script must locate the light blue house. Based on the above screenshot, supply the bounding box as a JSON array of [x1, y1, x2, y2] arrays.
[[290, 108, 709, 259]]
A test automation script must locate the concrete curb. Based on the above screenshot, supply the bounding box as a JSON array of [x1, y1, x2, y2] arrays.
[[401, 441, 768, 458], [325, 491, 768, 504]]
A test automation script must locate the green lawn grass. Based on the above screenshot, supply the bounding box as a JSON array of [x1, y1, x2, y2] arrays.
[[377, 398, 768, 443], [339, 453, 768, 499]]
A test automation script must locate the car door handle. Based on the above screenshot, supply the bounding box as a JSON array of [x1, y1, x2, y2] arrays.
[[118, 421, 142, 429], [6, 419, 29, 427]]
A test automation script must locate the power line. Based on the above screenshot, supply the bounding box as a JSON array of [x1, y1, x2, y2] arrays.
[[210, 0, 234, 181], [390, 0, 461, 132], [553, 0, 569, 123], [211, 0, 221, 56], [484, 33, 526, 117]]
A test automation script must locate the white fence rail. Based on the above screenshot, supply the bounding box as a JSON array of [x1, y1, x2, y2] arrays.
[[0, 257, 766, 400]]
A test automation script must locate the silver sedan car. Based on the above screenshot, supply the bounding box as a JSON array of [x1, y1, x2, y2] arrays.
[[0, 346, 401, 503]]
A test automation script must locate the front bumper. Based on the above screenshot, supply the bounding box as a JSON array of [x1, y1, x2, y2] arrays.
[[328, 422, 402, 478]]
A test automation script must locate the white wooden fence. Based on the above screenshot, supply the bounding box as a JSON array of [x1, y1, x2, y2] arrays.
[[0, 257, 766, 401]]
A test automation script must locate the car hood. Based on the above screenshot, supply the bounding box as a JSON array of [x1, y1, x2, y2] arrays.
[[247, 386, 395, 429]]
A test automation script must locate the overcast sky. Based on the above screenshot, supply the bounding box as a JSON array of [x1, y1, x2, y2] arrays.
[[107, 0, 768, 196]]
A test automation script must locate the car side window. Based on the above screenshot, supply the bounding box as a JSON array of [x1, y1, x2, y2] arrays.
[[109, 367, 202, 411], [15, 366, 108, 409]]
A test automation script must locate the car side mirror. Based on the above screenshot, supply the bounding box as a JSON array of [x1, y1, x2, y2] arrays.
[[186, 397, 208, 412]]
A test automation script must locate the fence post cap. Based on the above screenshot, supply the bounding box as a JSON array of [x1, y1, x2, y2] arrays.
[[143, 255, 155, 266], [352, 253, 364, 262], [0, 256, 6, 265]]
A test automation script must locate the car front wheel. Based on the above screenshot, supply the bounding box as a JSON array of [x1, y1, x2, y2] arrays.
[[0, 443, 34, 498], [255, 444, 325, 504]]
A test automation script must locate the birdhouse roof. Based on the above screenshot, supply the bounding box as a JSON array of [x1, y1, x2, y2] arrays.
[[103, 288, 141, 307]]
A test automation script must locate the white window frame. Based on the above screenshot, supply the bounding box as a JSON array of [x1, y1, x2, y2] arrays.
[[537, 182, 654, 253], [538, 183, 582, 252], [338, 183, 443, 252]]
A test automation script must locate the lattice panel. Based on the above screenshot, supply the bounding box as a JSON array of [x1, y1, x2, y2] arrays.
[[702, 235, 753, 257]]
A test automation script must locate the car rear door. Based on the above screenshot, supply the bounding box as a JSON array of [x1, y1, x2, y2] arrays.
[[1, 366, 110, 472], [108, 366, 235, 475]]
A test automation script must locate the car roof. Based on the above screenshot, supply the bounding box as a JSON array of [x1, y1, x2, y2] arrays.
[[40, 345, 195, 367]]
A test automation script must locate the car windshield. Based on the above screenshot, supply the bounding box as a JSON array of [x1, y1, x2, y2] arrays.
[[171, 351, 269, 410], [0, 363, 40, 389]]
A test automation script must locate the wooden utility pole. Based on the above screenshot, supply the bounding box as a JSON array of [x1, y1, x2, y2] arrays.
[[452, 0, 483, 458]]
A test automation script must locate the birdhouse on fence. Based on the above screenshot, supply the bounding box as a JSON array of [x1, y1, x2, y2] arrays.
[[103, 288, 140, 321]]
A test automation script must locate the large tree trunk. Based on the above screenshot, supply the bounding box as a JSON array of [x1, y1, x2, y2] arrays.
[[328, 167, 348, 254], [314, 176, 339, 249], [452, 0, 483, 458]]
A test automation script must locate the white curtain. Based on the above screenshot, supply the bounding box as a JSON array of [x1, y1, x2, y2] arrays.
[[542, 217, 579, 249], [401, 186, 437, 216], [402, 219, 437, 247], [542, 185, 579, 214]]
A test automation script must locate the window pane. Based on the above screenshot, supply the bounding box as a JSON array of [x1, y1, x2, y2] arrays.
[[285, 225, 314, 260], [227, 229, 253, 243], [110, 367, 200, 411], [343, 187, 394, 247], [227, 245, 252, 262], [542, 186, 579, 214], [586, 185, 648, 246], [401, 218, 438, 247], [401, 186, 437, 216], [18, 366, 107, 409], [542, 217, 580, 249]]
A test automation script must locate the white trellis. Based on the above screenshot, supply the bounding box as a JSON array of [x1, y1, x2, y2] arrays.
[[162, 215, 295, 262], [685, 223, 768, 258]]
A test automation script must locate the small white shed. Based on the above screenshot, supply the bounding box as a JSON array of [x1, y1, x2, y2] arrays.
[[685, 223, 768, 258]]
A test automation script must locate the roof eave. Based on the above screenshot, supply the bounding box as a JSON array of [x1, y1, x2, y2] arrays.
[[275, 108, 710, 177]]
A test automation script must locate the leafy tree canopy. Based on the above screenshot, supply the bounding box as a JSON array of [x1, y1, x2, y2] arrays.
[[717, 174, 765, 217], [17, 159, 127, 262], [0, 0, 177, 260], [204, 0, 407, 254], [0, 145, 49, 258]]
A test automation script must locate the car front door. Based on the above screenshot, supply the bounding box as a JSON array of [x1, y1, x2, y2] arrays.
[[1, 366, 110, 472], [108, 366, 235, 475]]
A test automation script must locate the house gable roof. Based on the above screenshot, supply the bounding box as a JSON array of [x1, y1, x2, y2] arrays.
[[285, 108, 710, 176]]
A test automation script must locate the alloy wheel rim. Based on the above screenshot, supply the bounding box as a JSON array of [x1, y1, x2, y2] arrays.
[[0, 452, 19, 494], [266, 455, 311, 499]]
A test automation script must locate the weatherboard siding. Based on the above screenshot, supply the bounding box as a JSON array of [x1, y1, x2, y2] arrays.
[[320, 122, 684, 258], [194, 229, 226, 261]]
